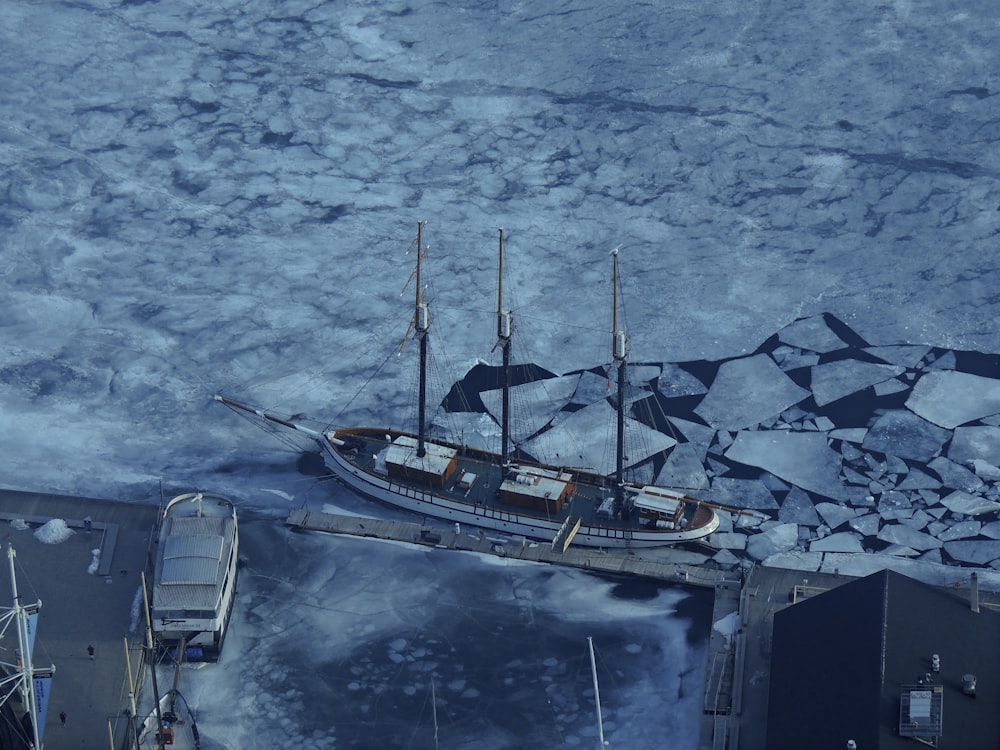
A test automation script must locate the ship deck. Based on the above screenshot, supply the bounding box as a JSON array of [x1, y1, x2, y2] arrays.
[[334, 428, 709, 533]]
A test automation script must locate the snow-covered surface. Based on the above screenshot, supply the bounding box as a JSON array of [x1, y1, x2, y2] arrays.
[[33, 519, 74, 545], [2, 0, 1000, 747]]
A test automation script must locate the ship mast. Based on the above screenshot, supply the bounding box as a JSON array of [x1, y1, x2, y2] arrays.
[[1, 545, 53, 750], [497, 228, 512, 467], [612, 247, 628, 517], [415, 221, 429, 458], [588, 636, 607, 750]]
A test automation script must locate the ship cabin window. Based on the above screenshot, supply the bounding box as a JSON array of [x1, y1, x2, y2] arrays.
[[157, 608, 218, 621]]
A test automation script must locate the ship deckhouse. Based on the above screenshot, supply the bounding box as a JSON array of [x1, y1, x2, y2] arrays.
[[385, 435, 458, 488]]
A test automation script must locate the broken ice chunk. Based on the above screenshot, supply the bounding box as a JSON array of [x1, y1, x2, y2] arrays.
[[943, 540, 1000, 565], [906, 370, 1000, 429], [862, 410, 950, 463], [950, 425, 1000, 469], [707, 477, 780, 510], [849, 513, 880, 536], [877, 524, 942, 551], [724, 430, 848, 500], [695, 354, 810, 431], [777, 315, 848, 353], [937, 521, 982, 541], [940, 491, 1000, 516], [778, 487, 822, 526], [809, 532, 864, 553], [747, 523, 798, 560], [810, 360, 905, 407], [815, 502, 858, 530], [927, 456, 983, 493]]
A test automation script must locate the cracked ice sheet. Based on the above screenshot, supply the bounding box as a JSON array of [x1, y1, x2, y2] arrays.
[[907, 370, 1000, 429], [949, 425, 1000, 467], [694, 355, 810, 431], [862, 410, 951, 462], [481, 373, 579, 442], [520, 399, 675, 474], [570, 369, 656, 409], [777, 315, 847, 353], [809, 532, 864, 553], [939, 491, 1000, 516], [724, 431, 848, 501], [809, 360, 905, 407]]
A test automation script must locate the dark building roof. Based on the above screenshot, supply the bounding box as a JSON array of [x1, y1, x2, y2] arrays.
[[766, 569, 1000, 750]]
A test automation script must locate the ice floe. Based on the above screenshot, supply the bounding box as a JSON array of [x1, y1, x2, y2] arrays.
[[694, 355, 810, 431], [463, 313, 1000, 572], [861, 411, 951, 462], [809, 532, 864, 553], [810, 360, 905, 407], [906, 371, 1000, 429], [724, 431, 848, 501]]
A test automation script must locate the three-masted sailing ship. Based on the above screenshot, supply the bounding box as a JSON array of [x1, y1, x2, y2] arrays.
[[218, 224, 718, 548]]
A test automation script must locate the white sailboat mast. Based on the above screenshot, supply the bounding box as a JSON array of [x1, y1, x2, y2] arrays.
[[431, 678, 440, 750], [497, 228, 512, 467], [588, 636, 607, 749]]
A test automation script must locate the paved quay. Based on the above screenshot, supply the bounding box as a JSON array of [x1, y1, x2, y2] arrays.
[[0, 488, 160, 750]]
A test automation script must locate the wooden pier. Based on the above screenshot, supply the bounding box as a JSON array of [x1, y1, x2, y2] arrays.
[[285, 508, 732, 588]]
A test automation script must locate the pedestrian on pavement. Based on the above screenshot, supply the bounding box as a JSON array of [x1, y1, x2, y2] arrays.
[[87, 644, 95, 660], [60, 711, 66, 726]]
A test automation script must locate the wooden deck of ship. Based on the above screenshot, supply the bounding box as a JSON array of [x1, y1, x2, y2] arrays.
[[285, 508, 731, 588]]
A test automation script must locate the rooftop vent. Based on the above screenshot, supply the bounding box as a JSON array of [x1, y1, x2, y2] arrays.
[[963, 674, 977, 696], [898, 685, 943, 738]]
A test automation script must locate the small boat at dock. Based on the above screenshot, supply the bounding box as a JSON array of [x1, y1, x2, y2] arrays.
[[150, 492, 239, 662]]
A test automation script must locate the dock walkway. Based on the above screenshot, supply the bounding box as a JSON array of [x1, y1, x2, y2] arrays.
[[285, 508, 735, 588]]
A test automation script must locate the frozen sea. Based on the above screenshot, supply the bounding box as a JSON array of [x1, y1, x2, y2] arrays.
[[2, 0, 999, 748]]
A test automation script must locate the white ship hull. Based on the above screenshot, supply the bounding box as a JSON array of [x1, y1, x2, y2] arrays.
[[321, 439, 720, 548], [151, 493, 239, 662]]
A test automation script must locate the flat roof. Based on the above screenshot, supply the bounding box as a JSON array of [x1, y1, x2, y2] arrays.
[[633, 487, 682, 515], [767, 569, 1000, 750], [153, 510, 236, 611], [499, 466, 572, 501], [386, 435, 457, 475]]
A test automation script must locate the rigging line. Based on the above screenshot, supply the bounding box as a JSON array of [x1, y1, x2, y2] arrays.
[[325, 344, 403, 430], [435, 303, 608, 336], [6, 556, 56, 668], [592, 637, 627, 698]]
